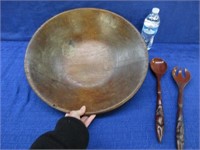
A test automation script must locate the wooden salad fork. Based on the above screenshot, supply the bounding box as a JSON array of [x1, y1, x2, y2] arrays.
[[172, 67, 191, 150]]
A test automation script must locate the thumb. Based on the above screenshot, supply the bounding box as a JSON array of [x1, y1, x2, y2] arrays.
[[77, 105, 86, 116]]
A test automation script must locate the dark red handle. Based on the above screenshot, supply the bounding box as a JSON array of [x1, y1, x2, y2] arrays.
[[156, 78, 164, 142], [176, 88, 184, 150]]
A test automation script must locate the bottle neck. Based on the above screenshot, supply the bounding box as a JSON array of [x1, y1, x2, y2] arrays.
[[152, 12, 159, 15]]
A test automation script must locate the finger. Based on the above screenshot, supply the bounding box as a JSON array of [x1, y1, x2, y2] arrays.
[[77, 105, 86, 116], [81, 116, 88, 122], [84, 114, 96, 127], [69, 106, 86, 119]]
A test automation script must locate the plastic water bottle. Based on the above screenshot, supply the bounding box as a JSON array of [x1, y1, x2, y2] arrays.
[[141, 8, 160, 50]]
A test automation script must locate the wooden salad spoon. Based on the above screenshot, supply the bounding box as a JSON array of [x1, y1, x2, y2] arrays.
[[150, 58, 167, 142]]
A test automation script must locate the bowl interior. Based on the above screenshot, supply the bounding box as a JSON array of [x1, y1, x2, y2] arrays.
[[25, 8, 148, 114]]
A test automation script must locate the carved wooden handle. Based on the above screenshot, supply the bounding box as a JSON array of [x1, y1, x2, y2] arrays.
[[156, 79, 164, 142], [176, 89, 184, 150]]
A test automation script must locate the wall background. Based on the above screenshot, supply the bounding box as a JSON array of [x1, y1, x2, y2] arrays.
[[1, 1, 199, 43]]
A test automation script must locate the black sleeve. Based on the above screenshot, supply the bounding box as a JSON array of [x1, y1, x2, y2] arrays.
[[30, 117, 89, 149]]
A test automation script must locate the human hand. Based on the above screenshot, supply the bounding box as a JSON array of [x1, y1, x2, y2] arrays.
[[65, 106, 96, 127]]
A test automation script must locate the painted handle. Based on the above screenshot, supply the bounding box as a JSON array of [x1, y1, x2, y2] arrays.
[[176, 89, 184, 150], [156, 78, 164, 142]]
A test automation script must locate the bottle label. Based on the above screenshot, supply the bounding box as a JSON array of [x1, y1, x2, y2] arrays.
[[142, 25, 158, 35]]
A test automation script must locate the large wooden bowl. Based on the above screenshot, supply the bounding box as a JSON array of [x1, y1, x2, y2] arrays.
[[25, 8, 148, 114]]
